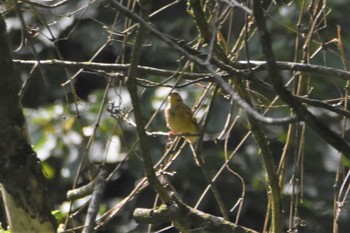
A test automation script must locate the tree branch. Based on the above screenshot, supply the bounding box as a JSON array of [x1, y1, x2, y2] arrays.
[[187, 1, 283, 231], [122, 0, 171, 204], [252, 0, 350, 160], [13, 59, 350, 81], [133, 202, 259, 233], [83, 169, 107, 233]]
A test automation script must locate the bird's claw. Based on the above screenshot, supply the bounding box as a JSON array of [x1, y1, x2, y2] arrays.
[[168, 130, 176, 141]]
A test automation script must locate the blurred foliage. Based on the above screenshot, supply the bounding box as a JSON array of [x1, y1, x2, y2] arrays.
[[1, 0, 350, 232]]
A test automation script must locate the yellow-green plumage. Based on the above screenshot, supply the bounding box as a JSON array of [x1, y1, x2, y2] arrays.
[[164, 92, 198, 144]]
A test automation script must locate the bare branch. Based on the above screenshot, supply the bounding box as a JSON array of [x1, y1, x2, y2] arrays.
[[83, 169, 107, 233], [13, 59, 350, 81], [133, 202, 259, 233], [252, 0, 350, 160]]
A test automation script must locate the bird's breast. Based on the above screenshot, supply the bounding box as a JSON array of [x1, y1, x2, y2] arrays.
[[165, 106, 196, 133]]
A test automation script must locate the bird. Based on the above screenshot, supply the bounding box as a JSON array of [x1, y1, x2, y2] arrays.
[[164, 92, 199, 144]]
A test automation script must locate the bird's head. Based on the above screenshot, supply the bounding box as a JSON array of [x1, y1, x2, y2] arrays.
[[168, 92, 183, 105]]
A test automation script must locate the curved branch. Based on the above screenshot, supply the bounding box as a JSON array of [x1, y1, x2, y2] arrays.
[[123, 0, 171, 204], [188, 1, 283, 232], [252, 1, 350, 159]]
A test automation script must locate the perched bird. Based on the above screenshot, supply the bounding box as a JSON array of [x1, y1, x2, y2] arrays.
[[164, 92, 199, 144]]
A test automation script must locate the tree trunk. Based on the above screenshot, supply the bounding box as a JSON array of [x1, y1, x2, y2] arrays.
[[0, 15, 56, 233]]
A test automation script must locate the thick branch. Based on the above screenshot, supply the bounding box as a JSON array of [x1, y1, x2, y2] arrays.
[[133, 202, 259, 233], [83, 169, 107, 233]]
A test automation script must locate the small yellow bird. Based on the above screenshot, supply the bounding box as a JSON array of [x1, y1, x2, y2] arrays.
[[164, 92, 199, 144]]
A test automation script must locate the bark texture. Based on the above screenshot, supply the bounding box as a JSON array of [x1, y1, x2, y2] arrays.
[[0, 15, 56, 233]]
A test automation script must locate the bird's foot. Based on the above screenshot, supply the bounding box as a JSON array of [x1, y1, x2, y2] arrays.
[[168, 130, 176, 141]]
